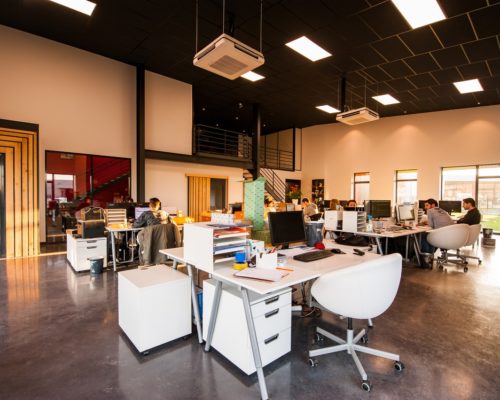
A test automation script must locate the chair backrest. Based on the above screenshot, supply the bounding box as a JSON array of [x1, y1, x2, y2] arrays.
[[427, 224, 469, 250], [139, 222, 181, 265], [465, 224, 481, 246], [311, 253, 402, 320]]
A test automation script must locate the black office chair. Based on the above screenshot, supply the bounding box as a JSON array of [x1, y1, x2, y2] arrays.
[[137, 222, 181, 266]]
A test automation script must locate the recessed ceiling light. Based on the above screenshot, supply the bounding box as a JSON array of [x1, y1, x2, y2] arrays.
[[453, 79, 483, 94], [286, 36, 332, 62], [50, 0, 96, 16], [241, 71, 265, 81], [316, 105, 340, 114], [372, 94, 400, 105], [391, 0, 446, 29]]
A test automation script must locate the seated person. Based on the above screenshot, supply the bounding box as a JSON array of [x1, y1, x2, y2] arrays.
[[347, 199, 357, 208], [457, 198, 481, 225], [302, 197, 319, 217], [264, 197, 276, 221], [329, 199, 340, 210], [133, 197, 165, 228], [419, 198, 454, 265]]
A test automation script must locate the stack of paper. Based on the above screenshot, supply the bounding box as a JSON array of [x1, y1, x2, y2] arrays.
[[234, 268, 288, 282]]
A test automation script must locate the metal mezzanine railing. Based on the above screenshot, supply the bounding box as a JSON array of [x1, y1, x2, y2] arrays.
[[194, 124, 252, 161], [260, 146, 294, 171]]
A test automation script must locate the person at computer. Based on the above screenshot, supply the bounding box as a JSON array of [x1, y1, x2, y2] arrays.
[[419, 198, 454, 266], [133, 197, 166, 228], [264, 197, 276, 221], [347, 199, 357, 208], [302, 198, 319, 217], [457, 198, 481, 225]]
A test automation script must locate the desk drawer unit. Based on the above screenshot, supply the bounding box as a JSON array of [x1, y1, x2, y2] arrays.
[[66, 235, 107, 272], [203, 279, 291, 375]]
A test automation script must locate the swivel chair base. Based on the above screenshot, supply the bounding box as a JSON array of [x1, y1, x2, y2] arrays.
[[436, 250, 470, 272], [308, 318, 404, 392]]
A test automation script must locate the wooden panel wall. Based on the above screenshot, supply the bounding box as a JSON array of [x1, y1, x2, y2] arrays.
[[0, 124, 39, 258]]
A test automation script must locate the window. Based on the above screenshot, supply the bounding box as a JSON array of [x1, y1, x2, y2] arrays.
[[442, 164, 500, 233], [353, 172, 370, 205], [210, 178, 227, 210], [395, 170, 417, 204]]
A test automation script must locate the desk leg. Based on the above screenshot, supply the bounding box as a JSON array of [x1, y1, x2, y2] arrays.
[[413, 234, 421, 265], [241, 288, 269, 400], [375, 237, 384, 254], [172, 259, 178, 270], [204, 280, 222, 352], [385, 237, 389, 254], [405, 236, 409, 261], [111, 232, 117, 272], [187, 263, 203, 344]]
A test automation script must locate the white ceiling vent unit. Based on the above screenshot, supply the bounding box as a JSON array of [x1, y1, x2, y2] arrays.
[[193, 33, 264, 80], [336, 107, 380, 125]]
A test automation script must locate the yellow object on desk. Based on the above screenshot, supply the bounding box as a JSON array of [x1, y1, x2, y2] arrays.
[[172, 216, 194, 225], [232, 262, 248, 271]]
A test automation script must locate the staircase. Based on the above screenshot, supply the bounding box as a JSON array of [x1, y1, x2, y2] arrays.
[[243, 168, 287, 203]]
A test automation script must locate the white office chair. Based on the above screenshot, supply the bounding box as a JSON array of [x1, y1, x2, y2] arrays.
[[426, 224, 470, 272], [447, 224, 482, 268], [308, 253, 404, 392]]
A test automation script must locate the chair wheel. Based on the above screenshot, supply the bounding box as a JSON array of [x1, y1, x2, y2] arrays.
[[478, 260, 482, 265], [361, 334, 369, 344], [314, 332, 324, 343], [308, 358, 318, 367], [464, 266, 468, 273], [361, 380, 372, 392], [394, 361, 405, 371]]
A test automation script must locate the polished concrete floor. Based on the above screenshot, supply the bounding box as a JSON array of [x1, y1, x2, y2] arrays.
[[1, 244, 499, 399]]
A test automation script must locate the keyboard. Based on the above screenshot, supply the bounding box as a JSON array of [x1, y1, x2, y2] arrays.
[[293, 250, 334, 262]]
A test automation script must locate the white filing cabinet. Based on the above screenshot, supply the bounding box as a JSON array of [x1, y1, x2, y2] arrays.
[[66, 233, 107, 272], [203, 279, 291, 375], [118, 265, 191, 353]]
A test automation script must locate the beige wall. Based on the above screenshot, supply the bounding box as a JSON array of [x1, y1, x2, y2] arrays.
[[145, 159, 244, 215], [0, 25, 137, 241], [301, 105, 500, 202], [145, 71, 192, 155]]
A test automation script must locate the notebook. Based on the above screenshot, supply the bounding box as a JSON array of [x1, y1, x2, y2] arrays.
[[234, 268, 288, 282]]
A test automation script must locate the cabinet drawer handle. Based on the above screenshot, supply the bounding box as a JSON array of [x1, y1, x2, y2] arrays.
[[265, 309, 279, 318], [87, 246, 97, 249], [264, 333, 279, 345], [265, 295, 279, 305], [87, 240, 97, 243]]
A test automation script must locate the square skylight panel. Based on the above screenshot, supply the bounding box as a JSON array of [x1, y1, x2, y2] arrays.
[[372, 94, 400, 105], [316, 105, 340, 114], [391, 0, 446, 29], [50, 0, 96, 16], [453, 79, 483, 94], [286, 36, 331, 62], [241, 71, 265, 82]]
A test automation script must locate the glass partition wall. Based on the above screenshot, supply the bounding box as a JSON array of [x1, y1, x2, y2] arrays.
[[45, 151, 131, 243]]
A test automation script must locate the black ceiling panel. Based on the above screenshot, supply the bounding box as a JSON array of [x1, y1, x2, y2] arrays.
[[404, 53, 440, 74], [431, 45, 469, 69], [463, 37, 500, 63], [399, 26, 442, 55], [0, 0, 497, 133], [432, 15, 477, 47], [371, 37, 412, 62]]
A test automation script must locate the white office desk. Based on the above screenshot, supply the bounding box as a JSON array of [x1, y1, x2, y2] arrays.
[[202, 240, 380, 400], [106, 225, 143, 271], [158, 247, 203, 344]]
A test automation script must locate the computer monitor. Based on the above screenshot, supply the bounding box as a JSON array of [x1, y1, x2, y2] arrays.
[[339, 200, 349, 208], [418, 200, 427, 210], [397, 204, 414, 222], [230, 202, 243, 213], [364, 200, 391, 219], [439, 200, 462, 215], [134, 206, 149, 220], [268, 211, 306, 249]]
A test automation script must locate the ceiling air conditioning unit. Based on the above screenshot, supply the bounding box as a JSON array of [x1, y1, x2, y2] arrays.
[[193, 33, 264, 80], [336, 107, 379, 125]]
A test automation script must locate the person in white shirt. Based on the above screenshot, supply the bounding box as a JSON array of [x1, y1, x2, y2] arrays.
[[301, 198, 319, 217]]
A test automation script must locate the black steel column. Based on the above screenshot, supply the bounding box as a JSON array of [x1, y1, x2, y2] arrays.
[[340, 75, 347, 112], [136, 65, 145, 202], [292, 126, 296, 171], [251, 103, 261, 180]]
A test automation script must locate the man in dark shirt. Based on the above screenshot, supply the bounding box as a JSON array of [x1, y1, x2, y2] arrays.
[[133, 197, 164, 228], [457, 198, 481, 225]]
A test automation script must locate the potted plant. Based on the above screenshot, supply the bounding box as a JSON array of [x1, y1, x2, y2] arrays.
[[287, 189, 302, 205]]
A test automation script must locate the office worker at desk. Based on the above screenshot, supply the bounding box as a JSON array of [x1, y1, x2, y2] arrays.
[[302, 198, 318, 217], [133, 197, 166, 228], [420, 198, 454, 256], [457, 198, 481, 225]]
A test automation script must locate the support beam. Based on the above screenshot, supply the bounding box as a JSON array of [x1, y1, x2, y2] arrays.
[[136, 65, 145, 202], [250, 103, 261, 180]]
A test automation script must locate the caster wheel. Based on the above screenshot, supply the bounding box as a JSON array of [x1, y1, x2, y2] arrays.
[[314, 332, 324, 343], [464, 266, 468, 273], [479, 260, 482, 265], [361, 380, 372, 392], [438, 265, 443, 270], [464, 261, 469, 265], [394, 361, 405, 371], [361, 334, 369, 344], [203, 348, 212, 353], [308, 358, 318, 367]]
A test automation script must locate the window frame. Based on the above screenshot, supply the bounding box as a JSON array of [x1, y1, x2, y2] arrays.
[[395, 169, 418, 205]]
